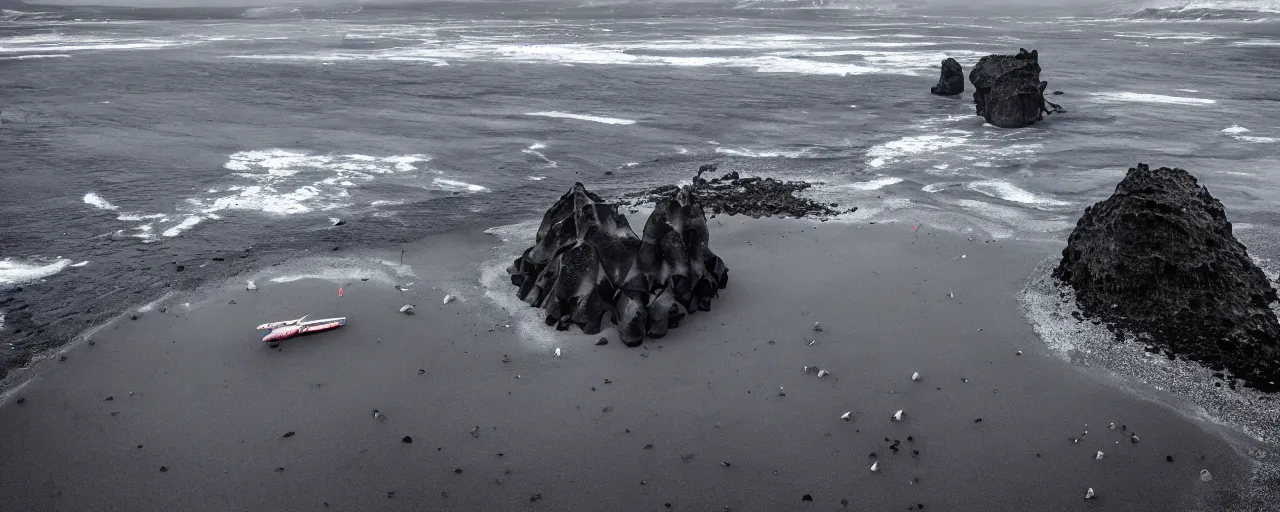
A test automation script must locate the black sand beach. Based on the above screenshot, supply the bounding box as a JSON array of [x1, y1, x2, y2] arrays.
[[0, 218, 1262, 511]]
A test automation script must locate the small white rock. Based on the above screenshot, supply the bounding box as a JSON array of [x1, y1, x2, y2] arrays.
[[911, 372, 921, 382], [554, 347, 561, 357], [1084, 488, 1095, 499], [1200, 469, 1212, 482], [870, 461, 879, 472], [399, 304, 414, 314], [892, 410, 903, 421], [1109, 422, 1116, 430], [812, 322, 823, 332], [1016, 350, 1023, 356], [817, 370, 830, 378], [840, 412, 852, 421], [1096, 451, 1104, 460], [443, 295, 456, 304], [246, 280, 258, 291]]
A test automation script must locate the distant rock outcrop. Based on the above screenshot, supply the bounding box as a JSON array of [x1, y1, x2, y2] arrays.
[[1055, 164, 1280, 392], [969, 48, 1065, 128], [508, 182, 728, 346], [930, 58, 965, 96]]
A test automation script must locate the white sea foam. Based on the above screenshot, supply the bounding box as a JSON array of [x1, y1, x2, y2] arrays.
[[525, 111, 637, 125], [433, 178, 488, 192], [844, 176, 904, 191], [0, 54, 70, 60], [481, 220, 560, 348], [1223, 125, 1251, 134], [965, 180, 1070, 207], [1090, 92, 1216, 106], [714, 147, 817, 158], [0, 258, 71, 285], [1235, 135, 1278, 143], [865, 134, 970, 168], [522, 142, 557, 166], [528, 176, 547, 181], [83, 192, 118, 211], [162, 216, 203, 237], [0, 34, 188, 55]]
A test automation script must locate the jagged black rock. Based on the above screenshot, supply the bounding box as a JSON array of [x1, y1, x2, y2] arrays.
[[508, 182, 728, 346], [969, 48, 1065, 128], [622, 164, 854, 219], [930, 58, 965, 96], [1055, 163, 1280, 392]]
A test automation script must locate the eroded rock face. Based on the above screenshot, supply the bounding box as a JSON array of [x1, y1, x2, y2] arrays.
[[509, 183, 728, 346], [969, 48, 1065, 128], [930, 58, 965, 96], [1054, 164, 1280, 392]]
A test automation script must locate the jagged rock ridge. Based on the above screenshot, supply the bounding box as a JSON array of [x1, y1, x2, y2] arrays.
[[509, 182, 728, 346]]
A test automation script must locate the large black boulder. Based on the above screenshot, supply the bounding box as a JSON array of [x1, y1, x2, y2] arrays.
[[509, 182, 728, 346], [930, 58, 965, 96], [969, 48, 1065, 128], [1054, 164, 1280, 392]]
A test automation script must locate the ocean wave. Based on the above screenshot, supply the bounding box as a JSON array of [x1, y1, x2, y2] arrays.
[[0, 257, 72, 285], [525, 111, 637, 125], [965, 180, 1071, 207], [843, 176, 904, 191], [83, 192, 118, 211], [0, 34, 188, 55], [714, 146, 821, 158], [0, 54, 70, 60], [866, 133, 971, 168], [433, 178, 488, 193], [1090, 92, 1217, 105], [522, 142, 557, 167]]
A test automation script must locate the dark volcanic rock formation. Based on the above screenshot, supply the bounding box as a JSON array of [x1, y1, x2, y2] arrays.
[[508, 182, 728, 346], [969, 48, 1065, 128], [622, 164, 855, 219], [1055, 164, 1280, 392], [930, 58, 965, 96]]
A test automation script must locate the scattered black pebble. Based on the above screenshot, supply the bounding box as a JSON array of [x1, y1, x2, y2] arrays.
[[88, 340, 95, 346], [603, 406, 613, 413], [665, 504, 672, 509], [974, 418, 982, 423], [402, 436, 413, 444], [228, 300, 236, 305], [721, 461, 731, 467], [332, 246, 340, 251], [1121, 425, 1127, 431], [869, 453, 877, 458], [644, 444, 654, 450], [418, 369, 425, 375], [159, 466, 168, 472], [15, 397, 24, 404], [59, 355, 67, 362], [596, 337, 609, 346], [912, 450, 920, 457], [104, 396, 114, 401], [386, 492, 394, 499], [605, 379, 613, 384], [283, 431, 295, 438], [176, 265, 185, 272], [453, 468, 462, 474], [801, 494, 814, 502], [212, 257, 225, 261], [137, 445, 143, 449], [1036, 453, 1041, 458], [497, 453, 504, 457], [529, 493, 543, 502], [130, 315, 138, 321], [841, 498, 849, 506], [275, 467, 284, 473], [907, 436, 913, 442], [591, 387, 596, 391], [1167, 455, 1175, 462]]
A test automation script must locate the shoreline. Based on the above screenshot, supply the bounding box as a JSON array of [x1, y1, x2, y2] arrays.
[[1, 216, 1272, 511]]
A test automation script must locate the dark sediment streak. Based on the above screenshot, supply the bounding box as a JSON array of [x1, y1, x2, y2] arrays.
[[1054, 163, 1280, 392]]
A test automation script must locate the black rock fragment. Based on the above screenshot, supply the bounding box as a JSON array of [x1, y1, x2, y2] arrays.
[[968, 48, 1065, 128], [1055, 164, 1280, 392], [802, 494, 814, 502], [596, 337, 608, 346], [930, 57, 965, 96], [508, 181, 728, 346], [402, 436, 413, 443], [159, 466, 168, 472], [1167, 455, 1175, 462], [529, 493, 543, 502], [282, 431, 295, 438]]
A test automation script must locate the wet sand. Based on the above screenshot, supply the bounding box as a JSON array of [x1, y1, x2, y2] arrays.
[[0, 218, 1260, 511]]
